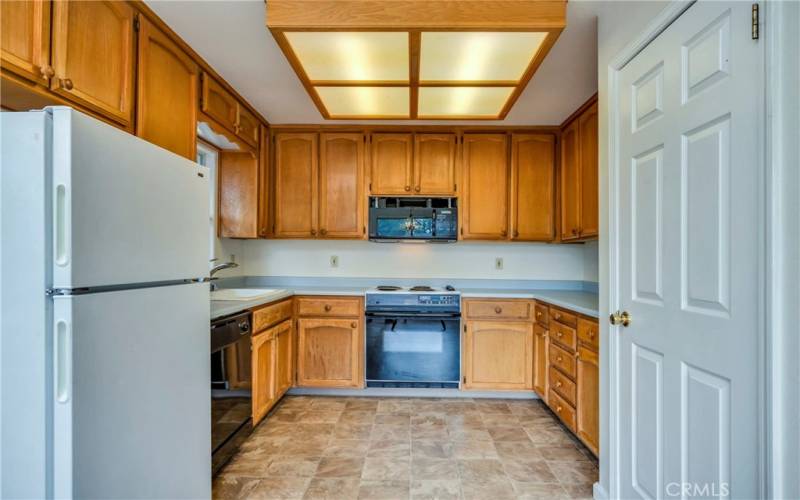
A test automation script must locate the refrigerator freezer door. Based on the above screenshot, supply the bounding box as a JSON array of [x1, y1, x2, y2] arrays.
[[52, 283, 210, 499], [49, 107, 209, 289]]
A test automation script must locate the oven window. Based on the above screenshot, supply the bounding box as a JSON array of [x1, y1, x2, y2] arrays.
[[377, 218, 412, 237]]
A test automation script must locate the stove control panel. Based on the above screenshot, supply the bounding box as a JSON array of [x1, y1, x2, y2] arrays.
[[417, 294, 459, 306]]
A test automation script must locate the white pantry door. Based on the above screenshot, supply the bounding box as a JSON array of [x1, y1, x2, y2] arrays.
[[615, 1, 762, 499]]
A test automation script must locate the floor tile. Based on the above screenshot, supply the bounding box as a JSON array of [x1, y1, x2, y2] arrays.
[[213, 475, 261, 499], [367, 439, 411, 459], [357, 480, 410, 500], [302, 477, 360, 500], [488, 426, 532, 442], [412, 440, 454, 460], [266, 457, 322, 477], [411, 457, 459, 480], [500, 458, 559, 483], [314, 457, 365, 478], [536, 444, 591, 462], [451, 440, 499, 459], [323, 439, 370, 458], [457, 458, 507, 482], [248, 477, 311, 499], [361, 457, 411, 481], [510, 480, 569, 499], [410, 479, 462, 500], [333, 423, 374, 440]]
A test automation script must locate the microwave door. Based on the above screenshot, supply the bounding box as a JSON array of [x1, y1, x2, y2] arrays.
[[373, 208, 413, 239], [410, 208, 434, 240]]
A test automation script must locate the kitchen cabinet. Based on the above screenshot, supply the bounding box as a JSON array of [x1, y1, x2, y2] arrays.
[[236, 105, 260, 148], [135, 16, 198, 160], [510, 134, 555, 241], [296, 296, 363, 388], [461, 134, 509, 240], [274, 132, 318, 237], [413, 134, 457, 195], [201, 72, 238, 134], [369, 133, 413, 195], [533, 323, 549, 399], [218, 149, 259, 238], [560, 100, 598, 241], [251, 299, 293, 425], [463, 320, 533, 390], [273, 319, 294, 397], [50, 1, 135, 128], [319, 133, 366, 238], [257, 125, 271, 238], [576, 344, 599, 455], [251, 326, 276, 425], [0, 0, 50, 85]]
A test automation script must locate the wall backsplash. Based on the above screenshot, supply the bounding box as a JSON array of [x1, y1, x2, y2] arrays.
[[238, 240, 598, 282]]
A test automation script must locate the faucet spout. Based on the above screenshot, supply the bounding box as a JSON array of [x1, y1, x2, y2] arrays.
[[209, 262, 239, 291]]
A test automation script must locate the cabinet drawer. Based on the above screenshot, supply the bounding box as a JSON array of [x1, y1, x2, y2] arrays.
[[549, 343, 576, 380], [252, 298, 293, 333], [465, 299, 532, 320], [534, 303, 549, 326], [296, 296, 361, 317], [550, 321, 577, 351], [549, 366, 576, 406], [549, 307, 577, 328], [577, 318, 599, 350], [548, 388, 576, 432]]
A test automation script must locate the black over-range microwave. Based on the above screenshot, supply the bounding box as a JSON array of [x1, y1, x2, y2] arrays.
[[368, 197, 458, 242]]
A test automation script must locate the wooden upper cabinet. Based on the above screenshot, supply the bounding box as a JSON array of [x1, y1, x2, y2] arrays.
[[49, 1, 135, 127], [136, 17, 198, 160], [463, 320, 533, 390], [201, 72, 237, 133], [319, 133, 365, 239], [236, 105, 260, 148], [510, 134, 555, 241], [274, 132, 318, 238], [258, 125, 271, 238], [461, 134, 509, 240], [560, 120, 581, 240], [414, 134, 456, 196], [0, 0, 50, 85], [370, 133, 413, 195], [296, 317, 362, 388], [578, 102, 598, 238], [218, 149, 259, 239]]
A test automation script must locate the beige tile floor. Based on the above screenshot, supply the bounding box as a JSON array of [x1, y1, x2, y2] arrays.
[[214, 396, 598, 500]]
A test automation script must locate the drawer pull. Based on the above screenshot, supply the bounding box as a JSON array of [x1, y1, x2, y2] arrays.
[[589, 331, 595, 339], [554, 312, 561, 320], [557, 356, 563, 362], [557, 331, 563, 337], [555, 381, 562, 388], [494, 306, 502, 314], [536, 311, 541, 317], [557, 405, 563, 412], [324, 304, 332, 312]]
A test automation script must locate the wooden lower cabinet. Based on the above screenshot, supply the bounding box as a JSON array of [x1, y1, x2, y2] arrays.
[[463, 320, 532, 390], [576, 344, 599, 455], [533, 323, 548, 399], [251, 299, 293, 426], [251, 328, 276, 425], [274, 319, 294, 396]]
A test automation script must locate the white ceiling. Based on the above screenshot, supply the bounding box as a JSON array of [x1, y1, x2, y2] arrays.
[[146, 0, 601, 126]]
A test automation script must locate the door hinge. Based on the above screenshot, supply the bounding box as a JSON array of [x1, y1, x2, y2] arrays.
[[751, 4, 759, 40], [133, 16, 140, 32], [460, 227, 463, 235], [368, 182, 372, 191], [453, 183, 457, 192], [462, 375, 466, 384], [272, 223, 276, 233], [463, 324, 466, 332]]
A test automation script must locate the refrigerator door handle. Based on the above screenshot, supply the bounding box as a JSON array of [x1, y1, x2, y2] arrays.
[[54, 318, 71, 403], [54, 183, 70, 267]]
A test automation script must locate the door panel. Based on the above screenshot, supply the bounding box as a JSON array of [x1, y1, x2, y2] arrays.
[[463, 320, 532, 390], [274, 319, 293, 396], [578, 103, 598, 237], [616, 3, 761, 498], [201, 73, 237, 133], [533, 324, 549, 400], [51, 1, 135, 127], [560, 122, 581, 240], [461, 134, 509, 240], [576, 345, 599, 456], [257, 125, 271, 237], [370, 133, 412, 195], [251, 330, 275, 425], [319, 133, 365, 238], [218, 150, 258, 238], [0, 0, 50, 85], [510, 134, 555, 241], [414, 134, 456, 195], [274, 133, 318, 237], [236, 105, 260, 148], [297, 318, 361, 388]]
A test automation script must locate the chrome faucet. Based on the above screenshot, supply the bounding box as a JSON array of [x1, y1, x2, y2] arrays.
[[209, 261, 238, 291]]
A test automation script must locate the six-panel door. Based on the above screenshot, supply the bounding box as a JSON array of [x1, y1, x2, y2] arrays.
[[296, 318, 361, 388], [463, 320, 533, 390]]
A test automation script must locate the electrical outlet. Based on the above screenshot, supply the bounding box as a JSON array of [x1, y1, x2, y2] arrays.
[[495, 257, 504, 270], [330, 255, 339, 268]]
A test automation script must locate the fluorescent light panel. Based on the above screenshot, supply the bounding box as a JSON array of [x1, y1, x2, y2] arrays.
[[418, 87, 514, 117], [315, 87, 410, 117]]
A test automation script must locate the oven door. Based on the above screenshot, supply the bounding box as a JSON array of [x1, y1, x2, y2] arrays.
[[365, 312, 461, 388]]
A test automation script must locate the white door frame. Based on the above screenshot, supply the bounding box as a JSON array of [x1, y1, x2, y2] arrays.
[[602, 1, 797, 498]]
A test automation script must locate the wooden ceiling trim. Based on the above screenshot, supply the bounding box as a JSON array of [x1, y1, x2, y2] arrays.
[[270, 29, 332, 119], [409, 31, 421, 119]]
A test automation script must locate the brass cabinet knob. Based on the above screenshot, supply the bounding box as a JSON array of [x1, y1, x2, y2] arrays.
[[350, 322, 357, 329], [555, 381, 562, 388], [557, 356, 563, 362], [414, 186, 421, 192], [404, 185, 411, 192], [320, 228, 327, 236], [610, 311, 632, 327], [40, 65, 55, 79], [556, 405, 563, 412], [494, 306, 502, 314], [500, 229, 507, 237], [554, 312, 561, 320], [588, 330, 595, 339], [324, 304, 332, 312], [59, 78, 73, 90], [536, 311, 541, 317], [310, 229, 317, 236]]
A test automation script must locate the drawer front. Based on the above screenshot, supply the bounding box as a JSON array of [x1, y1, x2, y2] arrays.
[[549, 366, 576, 406], [548, 388, 576, 431], [534, 303, 549, 326], [549, 306, 577, 328], [549, 343, 576, 380], [252, 298, 293, 333], [465, 299, 532, 320], [577, 318, 599, 350], [550, 321, 577, 351], [296, 296, 361, 317]]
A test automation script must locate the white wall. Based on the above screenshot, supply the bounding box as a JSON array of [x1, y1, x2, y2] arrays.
[[239, 240, 592, 281], [583, 240, 599, 283]]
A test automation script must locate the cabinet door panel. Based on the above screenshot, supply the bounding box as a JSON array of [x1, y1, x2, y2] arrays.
[[578, 102, 598, 238], [257, 125, 271, 238], [510, 134, 555, 241], [218, 150, 258, 238], [463, 320, 532, 390], [414, 134, 456, 195], [274, 319, 294, 396], [274, 133, 318, 238], [560, 121, 581, 240], [236, 105, 260, 148], [51, 1, 135, 126], [201, 73, 237, 133], [319, 133, 365, 239], [0, 0, 50, 84], [136, 17, 198, 159], [461, 134, 509, 240], [251, 331, 276, 425], [297, 318, 361, 388], [576, 345, 599, 455], [370, 133, 412, 195], [533, 323, 548, 399]]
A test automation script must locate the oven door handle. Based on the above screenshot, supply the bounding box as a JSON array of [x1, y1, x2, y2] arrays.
[[365, 312, 461, 319]]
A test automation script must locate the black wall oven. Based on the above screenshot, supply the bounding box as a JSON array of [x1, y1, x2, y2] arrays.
[[369, 197, 457, 242]]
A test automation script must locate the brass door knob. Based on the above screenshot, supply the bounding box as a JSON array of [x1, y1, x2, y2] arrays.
[[324, 304, 332, 312], [59, 78, 73, 90], [610, 311, 632, 327], [404, 185, 411, 192]]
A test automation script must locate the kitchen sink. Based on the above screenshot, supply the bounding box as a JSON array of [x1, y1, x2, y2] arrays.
[[210, 288, 281, 301]]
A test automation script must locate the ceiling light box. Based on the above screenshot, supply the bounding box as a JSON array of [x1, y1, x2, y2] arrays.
[[266, 0, 566, 120]]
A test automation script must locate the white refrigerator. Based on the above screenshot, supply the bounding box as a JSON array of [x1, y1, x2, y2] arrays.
[[1, 107, 211, 499]]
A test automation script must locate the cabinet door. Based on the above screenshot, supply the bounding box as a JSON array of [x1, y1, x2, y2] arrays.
[[533, 323, 549, 399], [510, 134, 555, 241], [218, 149, 258, 238], [274, 133, 318, 238], [369, 133, 412, 195], [297, 318, 361, 388], [578, 102, 598, 238], [136, 17, 198, 160], [461, 134, 509, 240], [236, 104, 260, 149], [0, 0, 50, 85], [414, 134, 456, 195], [463, 320, 532, 390], [274, 319, 294, 397], [251, 331, 276, 425], [50, 1, 135, 127], [257, 125, 271, 238], [201, 72, 237, 133], [319, 133, 365, 239], [559, 120, 581, 240], [576, 345, 599, 456]]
